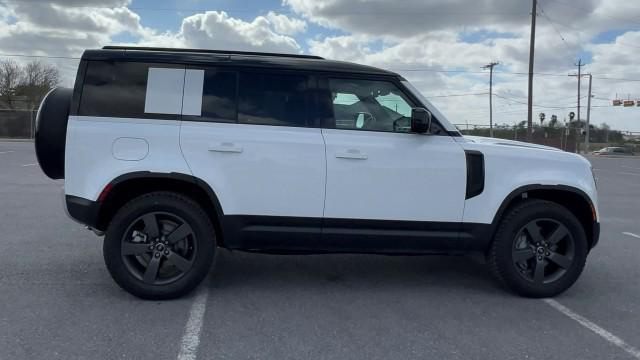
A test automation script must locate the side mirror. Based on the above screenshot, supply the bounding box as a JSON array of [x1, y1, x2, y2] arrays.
[[411, 107, 432, 134]]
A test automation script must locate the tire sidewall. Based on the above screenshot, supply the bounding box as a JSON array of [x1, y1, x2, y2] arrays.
[[493, 200, 588, 298], [104, 192, 215, 300]]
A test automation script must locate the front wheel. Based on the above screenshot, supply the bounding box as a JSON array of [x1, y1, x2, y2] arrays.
[[488, 199, 588, 298], [103, 192, 215, 300]]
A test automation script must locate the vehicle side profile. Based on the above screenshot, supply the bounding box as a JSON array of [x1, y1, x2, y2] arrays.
[[35, 47, 599, 300]]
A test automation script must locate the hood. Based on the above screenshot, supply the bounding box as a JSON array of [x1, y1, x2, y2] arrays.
[[462, 135, 561, 152]]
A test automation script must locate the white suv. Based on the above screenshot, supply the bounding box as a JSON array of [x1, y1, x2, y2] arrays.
[[35, 47, 599, 300]]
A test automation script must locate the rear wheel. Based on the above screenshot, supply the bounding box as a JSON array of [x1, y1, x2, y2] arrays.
[[104, 192, 215, 300], [488, 199, 588, 298]]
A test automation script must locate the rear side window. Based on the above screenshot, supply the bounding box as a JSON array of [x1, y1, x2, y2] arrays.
[[79, 61, 182, 119], [183, 69, 237, 123], [238, 72, 307, 127]]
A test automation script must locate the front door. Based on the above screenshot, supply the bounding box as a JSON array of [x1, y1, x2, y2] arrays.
[[320, 77, 467, 251]]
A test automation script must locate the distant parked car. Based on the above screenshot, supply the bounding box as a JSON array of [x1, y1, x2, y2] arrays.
[[592, 147, 634, 156]]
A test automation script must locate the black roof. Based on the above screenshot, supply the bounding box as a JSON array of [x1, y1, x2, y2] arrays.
[[80, 46, 399, 77]]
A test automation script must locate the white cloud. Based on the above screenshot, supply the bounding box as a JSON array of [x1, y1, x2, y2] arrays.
[[175, 11, 300, 53], [266, 11, 307, 35]]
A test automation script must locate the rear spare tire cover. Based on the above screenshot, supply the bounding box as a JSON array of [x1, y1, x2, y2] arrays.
[[35, 87, 72, 180]]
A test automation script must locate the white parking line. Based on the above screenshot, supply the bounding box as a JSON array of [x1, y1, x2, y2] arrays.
[[619, 172, 640, 176], [621, 165, 640, 170], [623, 232, 640, 239], [22, 163, 36, 167], [177, 285, 209, 360], [543, 299, 640, 359], [0, 151, 14, 154]]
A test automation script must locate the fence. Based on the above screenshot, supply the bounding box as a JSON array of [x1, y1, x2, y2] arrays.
[[0, 110, 37, 139]]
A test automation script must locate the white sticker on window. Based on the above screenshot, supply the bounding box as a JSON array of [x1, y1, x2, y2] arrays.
[[144, 68, 185, 115], [182, 69, 204, 116]]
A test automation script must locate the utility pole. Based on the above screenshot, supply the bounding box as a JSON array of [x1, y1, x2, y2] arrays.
[[569, 62, 586, 153], [585, 74, 593, 153], [575, 59, 583, 132], [527, 0, 537, 142], [483, 61, 499, 137]]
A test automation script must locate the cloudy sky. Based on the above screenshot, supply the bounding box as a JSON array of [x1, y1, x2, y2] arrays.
[[1, 0, 640, 131]]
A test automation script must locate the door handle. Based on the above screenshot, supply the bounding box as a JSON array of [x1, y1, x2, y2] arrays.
[[335, 149, 368, 160], [208, 142, 243, 153]]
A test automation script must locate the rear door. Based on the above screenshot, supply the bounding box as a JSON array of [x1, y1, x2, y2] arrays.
[[179, 68, 326, 249], [319, 76, 467, 251]]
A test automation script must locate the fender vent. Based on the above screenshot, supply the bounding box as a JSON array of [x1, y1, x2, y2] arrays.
[[465, 150, 485, 199]]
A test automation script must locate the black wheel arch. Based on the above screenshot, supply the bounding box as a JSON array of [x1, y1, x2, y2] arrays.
[[489, 185, 598, 250], [94, 172, 225, 245]]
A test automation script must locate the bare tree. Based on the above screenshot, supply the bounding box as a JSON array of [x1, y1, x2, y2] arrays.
[[16, 60, 60, 110], [0, 59, 22, 109]]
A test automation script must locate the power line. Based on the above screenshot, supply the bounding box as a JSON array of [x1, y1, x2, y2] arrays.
[[494, 94, 579, 109], [425, 92, 489, 98], [4, 1, 529, 16], [4, 52, 640, 83], [537, 1, 578, 56], [0, 53, 81, 60], [496, 93, 584, 106], [543, 0, 640, 28]]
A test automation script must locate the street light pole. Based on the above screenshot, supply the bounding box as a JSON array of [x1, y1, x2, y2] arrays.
[[527, 0, 537, 142], [569, 71, 591, 154], [585, 74, 593, 153], [483, 62, 499, 138]]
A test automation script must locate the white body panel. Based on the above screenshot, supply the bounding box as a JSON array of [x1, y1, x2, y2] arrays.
[[179, 122, 326, 217], [322, 129, 467, 221], [459, 137, 598, 224], [65, 117, 598, 227], [64, 116, 191, 201]]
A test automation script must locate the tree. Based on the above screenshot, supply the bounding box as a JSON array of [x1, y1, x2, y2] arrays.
[[15, 60, 60, 110], [0, 59, 21, 109]]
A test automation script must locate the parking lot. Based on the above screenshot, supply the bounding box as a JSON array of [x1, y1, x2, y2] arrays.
[[1, 139, 640, 360]]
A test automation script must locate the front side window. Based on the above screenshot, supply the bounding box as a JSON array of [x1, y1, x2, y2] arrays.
[[238, 72, 307, 127], [329, 78, 414, 133]]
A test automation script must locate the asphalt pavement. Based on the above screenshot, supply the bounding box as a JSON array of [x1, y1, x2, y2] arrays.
[[1, 140, 640, 360]]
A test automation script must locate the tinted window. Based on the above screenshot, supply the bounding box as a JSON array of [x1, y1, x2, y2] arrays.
[[238, 72, 307, 127], [79, 61, 182, 119], [183, 69, 237, 122], [329, 78, 414, 133]]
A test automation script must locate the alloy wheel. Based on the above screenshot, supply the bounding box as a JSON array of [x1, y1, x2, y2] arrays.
[[120, 212, 197, 285], [511, 218, 576, 285]]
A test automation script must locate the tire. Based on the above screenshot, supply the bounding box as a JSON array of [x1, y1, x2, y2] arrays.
[[488, 199, 588, 298], [34, 87, 72, 180], [103, 192, 215, 300]]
